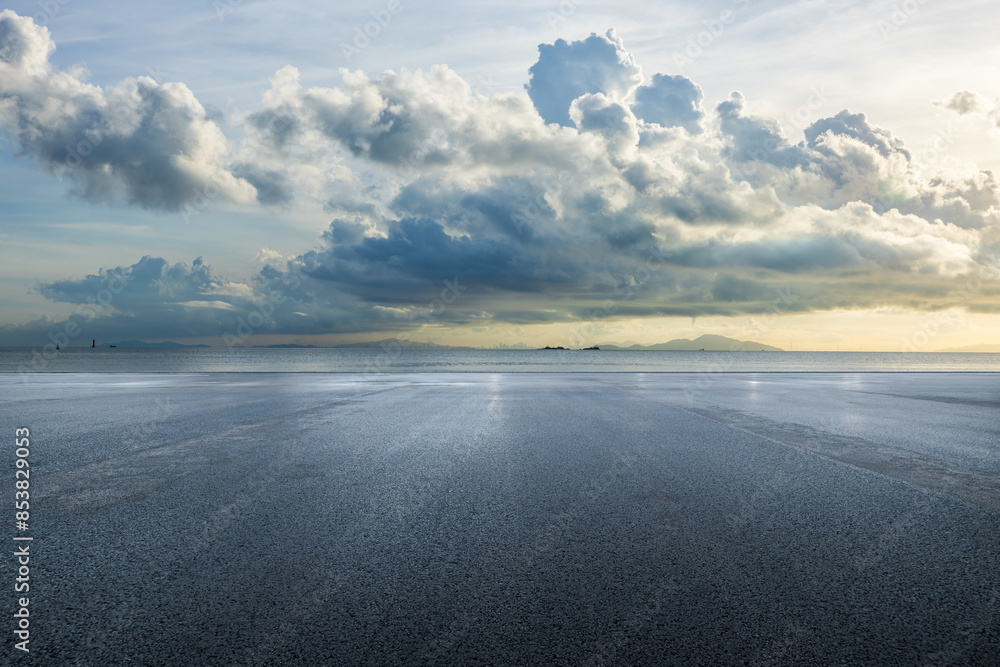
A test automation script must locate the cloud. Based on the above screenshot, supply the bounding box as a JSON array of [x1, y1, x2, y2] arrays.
[[717, 92, 810, 170], [2, 19, 999, 345], [631, 73, 705, 134], [934, 89, 1000, 128], [1, 252, 414, 346], [805, 110, 911, 161], [717, 94, 936, 214], [525, 29, 643, 127], [1, 256, 248, 345], [935, 90, 988, 115], [231, 163, 293, 206], [245, 64, 470, 170], [0, 8, 52, 75], [39, 256, 231, 313], [570, 93, 640, 161], [309, 217, 529, 300], [0, 10, 256, 211]]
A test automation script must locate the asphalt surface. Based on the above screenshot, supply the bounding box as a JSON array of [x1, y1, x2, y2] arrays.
[[2, 372, 999, 665]]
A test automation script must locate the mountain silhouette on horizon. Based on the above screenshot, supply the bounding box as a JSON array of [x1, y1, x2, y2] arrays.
[[333, 338, 475, 350], [597, 334, 782, 351]]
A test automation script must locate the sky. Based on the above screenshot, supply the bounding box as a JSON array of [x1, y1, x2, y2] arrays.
[[1, 0, 999, 350]]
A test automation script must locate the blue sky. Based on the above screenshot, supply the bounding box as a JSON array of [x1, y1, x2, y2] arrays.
[[1, 0, 999, 349]]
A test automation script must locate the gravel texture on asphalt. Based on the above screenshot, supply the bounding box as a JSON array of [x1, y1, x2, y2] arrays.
[[3, 372, 999, 665]]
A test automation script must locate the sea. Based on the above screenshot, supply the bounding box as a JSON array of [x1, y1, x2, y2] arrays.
[[1, 347, 999, 373]]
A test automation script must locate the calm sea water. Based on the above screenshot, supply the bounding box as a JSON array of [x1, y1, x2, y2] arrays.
[[1, 347, 998, 373]]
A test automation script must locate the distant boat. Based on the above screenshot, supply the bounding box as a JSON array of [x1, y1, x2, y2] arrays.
[[55, 344, 59, 350], [92, 340, 95, 348], [109, 345, 117, 348]]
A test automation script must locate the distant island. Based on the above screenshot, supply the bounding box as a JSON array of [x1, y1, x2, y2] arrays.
[[99, 340, 210, 348], [596, 335, 782, 352], [531, 335, 780, 351]]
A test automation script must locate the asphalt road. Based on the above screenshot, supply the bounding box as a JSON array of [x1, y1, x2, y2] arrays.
[[3, 373, 999, 665]]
